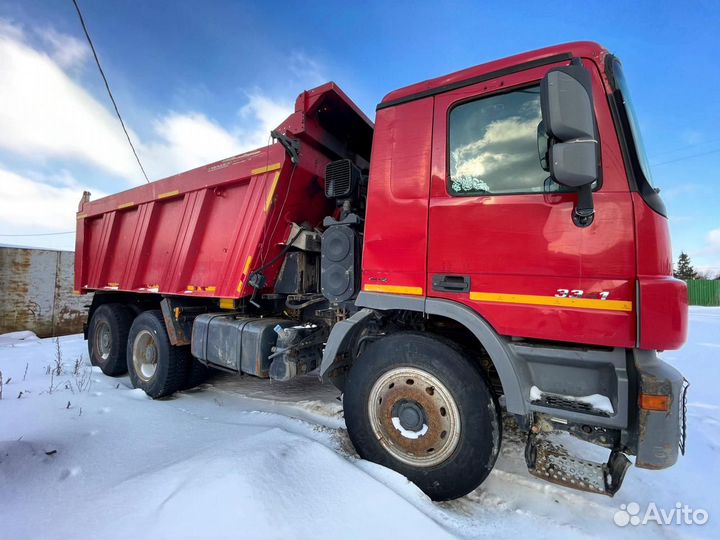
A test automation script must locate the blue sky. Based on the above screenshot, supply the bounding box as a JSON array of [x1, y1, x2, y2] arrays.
[[0, 0, 718, 273]]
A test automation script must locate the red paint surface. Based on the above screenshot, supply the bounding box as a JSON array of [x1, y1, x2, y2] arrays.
[[632, 192, 688, 349], [77, 42, 687, 351], [363, 98, 434, 294], [76, 145, 329, 298], [364, 42, 686, 350]]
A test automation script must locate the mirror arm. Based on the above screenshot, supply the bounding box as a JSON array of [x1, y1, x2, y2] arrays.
[[573, 184, 595, 227]]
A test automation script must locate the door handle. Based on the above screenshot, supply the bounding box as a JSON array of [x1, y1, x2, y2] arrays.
[[432, 274, 470, 293]]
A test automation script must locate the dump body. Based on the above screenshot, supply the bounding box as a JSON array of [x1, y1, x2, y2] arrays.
[[74, 84, 373, 300]]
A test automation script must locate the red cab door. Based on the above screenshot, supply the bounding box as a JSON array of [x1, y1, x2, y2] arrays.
[[427, 59, 637, 348]]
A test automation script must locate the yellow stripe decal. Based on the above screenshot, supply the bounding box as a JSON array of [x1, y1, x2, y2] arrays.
[[236, 255, 254, 293], [469, 292, 632, 312], [76, 213, 86, 219], [264, 171, 281, 212], [364, 284, 424, 296], [158, 190, 180, 199], [251, 162, 282, 176], [117, 202, 135, 210]]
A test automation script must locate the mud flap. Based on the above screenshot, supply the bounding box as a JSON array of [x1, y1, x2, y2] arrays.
[[525, 432, 631, 496]]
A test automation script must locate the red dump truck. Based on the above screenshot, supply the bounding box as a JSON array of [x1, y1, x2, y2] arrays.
[[75, 42, 688, 501]]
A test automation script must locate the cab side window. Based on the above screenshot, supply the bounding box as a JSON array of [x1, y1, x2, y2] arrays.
[[448, 85, 553, 196]]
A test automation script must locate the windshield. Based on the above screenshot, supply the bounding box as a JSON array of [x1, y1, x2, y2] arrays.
[[612, 58, 655, 187]]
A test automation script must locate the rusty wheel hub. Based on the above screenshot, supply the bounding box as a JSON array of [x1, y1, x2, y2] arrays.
[[132, 329, 159, 382], [368, 367, 461, 467], [94, 321, 111, 360]]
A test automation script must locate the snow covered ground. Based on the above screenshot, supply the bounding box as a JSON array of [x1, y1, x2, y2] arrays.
[[0, 308, 718, 539]]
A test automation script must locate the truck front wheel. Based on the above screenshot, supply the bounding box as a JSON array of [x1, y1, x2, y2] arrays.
[[126, 310, 187, 398], [88, 303, 133, 376], [343, 332, 501, 501]]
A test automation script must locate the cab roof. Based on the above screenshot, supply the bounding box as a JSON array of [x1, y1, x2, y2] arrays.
[[378, 41, 608, 110]]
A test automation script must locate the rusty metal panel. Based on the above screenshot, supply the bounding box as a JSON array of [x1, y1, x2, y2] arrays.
[[52, 250, 91, 336], [0, 246, 90, 337]]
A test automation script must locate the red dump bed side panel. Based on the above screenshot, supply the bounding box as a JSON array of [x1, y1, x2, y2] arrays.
[[75, 143, 333, 299]]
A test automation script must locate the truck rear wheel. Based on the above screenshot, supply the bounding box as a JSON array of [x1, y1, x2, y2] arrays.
[[126, 310, 186, 398], [343, 332, 501, 501], [88, 303, 133, 376], [181, 357, 209, 390]]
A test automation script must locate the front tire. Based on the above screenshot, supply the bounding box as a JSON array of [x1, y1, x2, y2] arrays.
[[344, 332, 501, 501], [88, 303, 133, 376], [126, 310, 186, 398]]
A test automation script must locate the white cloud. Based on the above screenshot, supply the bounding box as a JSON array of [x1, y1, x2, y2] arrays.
[[0, 18, 23, 41], [680, 129, 704, 146], [0, 24, 140, 179], [142, 94, 294, 180], [0, 167, 107, 250], [238, 93, 294, 146], [707, 228, 720, 253], [0, 19, 325, 251], [287, 51, 327, 88], [39, 27, 90, 70], [0, 20, 325, 184], [698, 228, 720, 257], [142, 113, 245, 179], [0, 167, 105, 231], [685, 228, 720, 277]]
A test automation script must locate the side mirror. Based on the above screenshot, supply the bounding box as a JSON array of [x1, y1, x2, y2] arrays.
[[540, 61, 600, 226]]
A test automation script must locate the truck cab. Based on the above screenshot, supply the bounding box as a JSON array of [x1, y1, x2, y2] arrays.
[[324, 41, 687, 498], [77, 41, 687, 502]]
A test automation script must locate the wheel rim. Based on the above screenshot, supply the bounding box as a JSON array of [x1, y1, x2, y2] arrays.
[[368, 367, 461, 467], [132, 330, 158, 381], [94, 320, 112, 361]]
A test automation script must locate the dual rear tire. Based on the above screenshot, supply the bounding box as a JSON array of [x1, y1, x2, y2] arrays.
[[88, 305, 207, 397], [87, 304, 133, 376], [126, 310, 191, 398]]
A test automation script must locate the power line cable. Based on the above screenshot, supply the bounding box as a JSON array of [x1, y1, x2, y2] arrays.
[[71, 0, 150, 183], [652, 147, 720, 167], [0, 231, 75, 237], [650, 137, 720, 159]]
